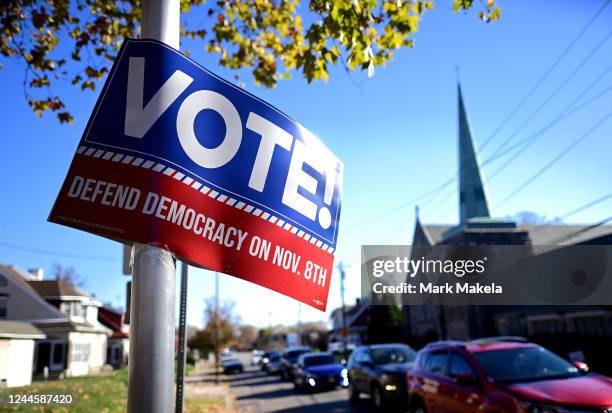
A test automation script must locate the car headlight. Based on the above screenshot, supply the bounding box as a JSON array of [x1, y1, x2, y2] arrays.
[[307, 375, 317, 387]]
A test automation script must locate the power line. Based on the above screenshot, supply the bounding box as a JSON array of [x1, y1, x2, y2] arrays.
[[487, 80, 612, 181], [343, 2, 612, 232], [425, 83, 612, 221], [486, 26, 612, 161], [559, 193, 612, 220], [487, 83, 612, 170], [496, 109, 612, 207], [548, 215, 612, 244], [0, 241, 119, 262], [479, 0, 612, 151], [345, 78, 612, 231]]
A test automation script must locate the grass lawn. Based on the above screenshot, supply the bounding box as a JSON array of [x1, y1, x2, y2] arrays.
[[0, 366, 225, 413]]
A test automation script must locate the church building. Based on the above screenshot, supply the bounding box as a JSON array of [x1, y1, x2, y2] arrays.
[[404, 84, 612, 373]]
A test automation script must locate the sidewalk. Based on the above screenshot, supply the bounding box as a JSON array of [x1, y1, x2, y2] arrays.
[[184, 360, 236, 412]]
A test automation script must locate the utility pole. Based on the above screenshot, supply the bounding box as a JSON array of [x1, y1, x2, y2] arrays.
[[175, 261, 189, 413], [297, 303, 302, 346], [214, 271, 220, 385], [338, 262, 348, 354], [127, 1, 179, 411]]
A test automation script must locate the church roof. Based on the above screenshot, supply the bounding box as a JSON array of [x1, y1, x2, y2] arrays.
[[418, 223, 612, 246]]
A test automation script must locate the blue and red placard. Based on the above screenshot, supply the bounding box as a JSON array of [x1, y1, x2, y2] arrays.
[[49, 38, 343, 311]]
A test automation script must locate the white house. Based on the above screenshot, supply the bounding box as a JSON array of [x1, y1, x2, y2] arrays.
[[0, 265, 111, 378], [0, 320, 45, 387]]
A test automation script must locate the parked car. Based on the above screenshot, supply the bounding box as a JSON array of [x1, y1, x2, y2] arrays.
[[260, 350, 281, 372], [280, 346, 311, 381], [222, 357, 244, 374], [251, 349, 264, 366], [408, 337, 612, 413], [293, 352, 348, 392], [220, 351, 235, 363], [347, 343, 417, 410], [265, 352, 282, 374]]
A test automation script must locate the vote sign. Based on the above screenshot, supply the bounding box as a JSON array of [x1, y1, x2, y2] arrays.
[[49, 39, 343, 311]]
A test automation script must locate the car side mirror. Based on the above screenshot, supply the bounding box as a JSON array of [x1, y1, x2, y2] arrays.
[[455, 373, 479, 386], [573, 361, 589, 373]]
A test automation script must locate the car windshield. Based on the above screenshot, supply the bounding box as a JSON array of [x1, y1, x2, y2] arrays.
[[285, 349, 309, 361], [473, 347, 581, 383], [371, 346, 416, 365], [303, 355, 336, 367]]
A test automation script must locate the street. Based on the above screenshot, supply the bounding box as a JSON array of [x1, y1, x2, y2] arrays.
[[226, 353, 377, 413]]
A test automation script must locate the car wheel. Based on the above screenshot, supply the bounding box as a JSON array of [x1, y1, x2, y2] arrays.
[[348, 382, 359, 403], [372, 385, 386, 411], [410, 400, 427, 413]]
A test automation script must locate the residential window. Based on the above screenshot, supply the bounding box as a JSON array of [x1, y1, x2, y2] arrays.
[[0, 296, 7, 318], [0, 275, 7, 287], [72, 343, 90, 363], [60, 301, 85, 318]]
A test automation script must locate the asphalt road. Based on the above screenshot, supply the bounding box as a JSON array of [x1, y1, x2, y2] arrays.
[[227, 353, 377, 413]]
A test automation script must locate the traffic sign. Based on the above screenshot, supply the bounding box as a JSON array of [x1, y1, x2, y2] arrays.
[[49, 38, 343, 310]]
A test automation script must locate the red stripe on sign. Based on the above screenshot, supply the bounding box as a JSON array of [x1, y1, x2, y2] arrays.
[[48, 154, 333, 311]]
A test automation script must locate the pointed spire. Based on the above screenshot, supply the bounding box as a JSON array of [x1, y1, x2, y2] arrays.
[[458, 83, 490, 224], [412, 205, 433, 246]]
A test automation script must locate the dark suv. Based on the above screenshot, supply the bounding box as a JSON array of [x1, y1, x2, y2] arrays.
[[280, 346, 311, 381], [347, 343, 417, 410], [408, 337, 612, 413]]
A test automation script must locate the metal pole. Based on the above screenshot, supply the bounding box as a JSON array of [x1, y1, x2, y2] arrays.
[[214, 272, 220, 385], [339, 262, 348, 354], [175, 261, 189, 413], [297, 303, 302, 346], [128, 244, 176, 413], [128, 0, 179, 411]]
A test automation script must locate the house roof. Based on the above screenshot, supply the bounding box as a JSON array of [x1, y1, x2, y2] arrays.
[[419, 224, 612, 246], [0, 320, 46, 339], [98, 306, 128, 338], [32, 319, 111, 335], [27, 279, 90, 299]]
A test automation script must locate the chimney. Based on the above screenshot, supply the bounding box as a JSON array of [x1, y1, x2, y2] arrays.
[[28, 268, 44, 281]]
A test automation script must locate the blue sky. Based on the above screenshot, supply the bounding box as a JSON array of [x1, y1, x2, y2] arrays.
[[1, 0, 611, 328]]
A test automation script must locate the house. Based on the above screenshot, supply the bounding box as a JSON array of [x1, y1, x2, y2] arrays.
[[0, 265, 111, 378], [328, 299, 370, 352], [0, 320, 45, 387], [98, 306, 129, 368]]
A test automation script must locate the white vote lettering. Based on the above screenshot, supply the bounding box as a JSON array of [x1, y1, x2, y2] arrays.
[[246, 112, 293, 192], [123, 57, 338, 229], [124, 57, 193, 138], [176, 90, 243, 169]]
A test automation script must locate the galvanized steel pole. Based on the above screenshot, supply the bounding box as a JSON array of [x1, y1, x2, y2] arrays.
[[128, 244, 176, 412], [175, 261, 189, 413], [127, 0, 180, 411]]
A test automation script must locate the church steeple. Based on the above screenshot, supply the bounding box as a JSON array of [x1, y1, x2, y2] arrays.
[[458, 83, 490, 224]]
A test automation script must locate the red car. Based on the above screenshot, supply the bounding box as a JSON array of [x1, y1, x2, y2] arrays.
[[407, 337, 612, 413]]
